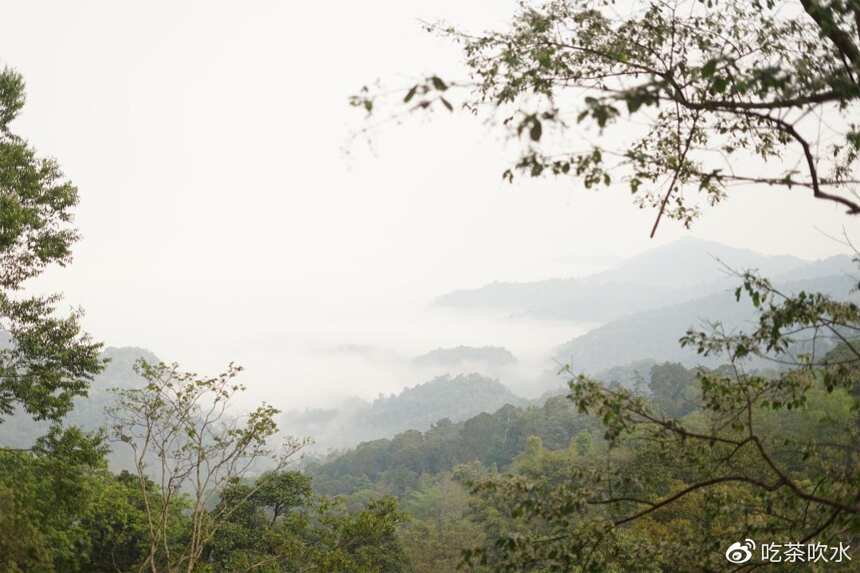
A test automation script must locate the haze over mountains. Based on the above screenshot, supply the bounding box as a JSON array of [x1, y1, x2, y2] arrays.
[[1, 346, 157, 454], [434, 238, 831, 321], [3, 238, 855, 454], [554, 273, 858, 373], [433, 238, 856, 372], [278, 238, 858, 448], [280, 373, 528, 452]]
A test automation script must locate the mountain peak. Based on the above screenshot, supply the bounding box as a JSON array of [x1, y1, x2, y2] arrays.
[[592, 238, 806, 289], [431, 239, 839, 322]]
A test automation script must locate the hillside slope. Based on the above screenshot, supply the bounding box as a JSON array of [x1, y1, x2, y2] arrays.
[[434, 238, 811, 322], [0, 346, 158, 449], [307, 392, 598, 497], [281, 373, 528, 451], [554, 272, 858, 373]]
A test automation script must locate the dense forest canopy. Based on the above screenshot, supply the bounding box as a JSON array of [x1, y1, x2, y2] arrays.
[[280, 373, 528, 452]]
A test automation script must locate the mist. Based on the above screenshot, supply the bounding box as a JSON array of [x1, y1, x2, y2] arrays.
[[3, 0, 858, 418], [4, 2, 860, 569]]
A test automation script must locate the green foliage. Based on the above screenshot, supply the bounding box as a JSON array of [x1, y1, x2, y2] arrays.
[[353, 0, 860, 232], [210, 472, 410, 573], [362, 374, 527, 436], [648, 362, 700, 418], [108, 360, 304, 572], [282, 372, 527, 452], [0, 67, 103, 423], [0, 428, 158, 573], [398, 473, 486, 573], [0, 357, 413, 573], [0, 431, 409, 573], [295, 497, 409, 573], [307, 395, 601, 498], [458, 270, 860, 570], [0, 347, 159, 461]]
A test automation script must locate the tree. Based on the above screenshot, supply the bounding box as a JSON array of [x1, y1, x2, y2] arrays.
[[0, 426, 155, 573], [0, 482, 52, 573], [295, 496, 409, 573], [252, 470, 314, 526], [398, 472, 486, 573], [351, 0, 860, 235], [207, 471, 312, 571], [107, 360, 304, 573], [0, 68, 103, 423], [647, 362, 700, 418], [210, 473, 409, 573]]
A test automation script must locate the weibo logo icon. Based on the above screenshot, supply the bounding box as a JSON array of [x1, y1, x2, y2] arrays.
[[725, 539, 756, 564]]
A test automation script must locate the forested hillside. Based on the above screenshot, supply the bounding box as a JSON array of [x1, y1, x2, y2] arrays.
[[412, 345, 516, 371], [303, 354, 860, 571], [280, 373, 528, 451], [555, 271, 858, 372], [305, 392, 599, 497], [304, 360, 744, 502]]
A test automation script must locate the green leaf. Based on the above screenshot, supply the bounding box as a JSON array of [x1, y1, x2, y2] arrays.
[[530, 119, 542, 142], [430, 76, 448, 91]]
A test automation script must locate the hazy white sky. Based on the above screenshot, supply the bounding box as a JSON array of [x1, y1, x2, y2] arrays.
[[2, 1, 857, 407]]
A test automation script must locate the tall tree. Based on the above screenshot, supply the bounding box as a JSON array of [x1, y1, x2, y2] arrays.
[[0, 68, 102, 423], [648, 362, 700, 418], [351, 0, 860, 235], [108, 360, 304, 573]]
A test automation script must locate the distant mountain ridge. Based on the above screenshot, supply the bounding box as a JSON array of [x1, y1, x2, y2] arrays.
[[553, 272, 858, 373], [433, 238, 838, 323], [412, 346, 517, 372], [589, 237, 805, 289], [0, 346, 159, 451], [306, 392, 598, 497], [280, 373, 527, 451]]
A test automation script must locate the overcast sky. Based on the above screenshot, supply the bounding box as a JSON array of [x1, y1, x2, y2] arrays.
[[2, 1, 857, 407]]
